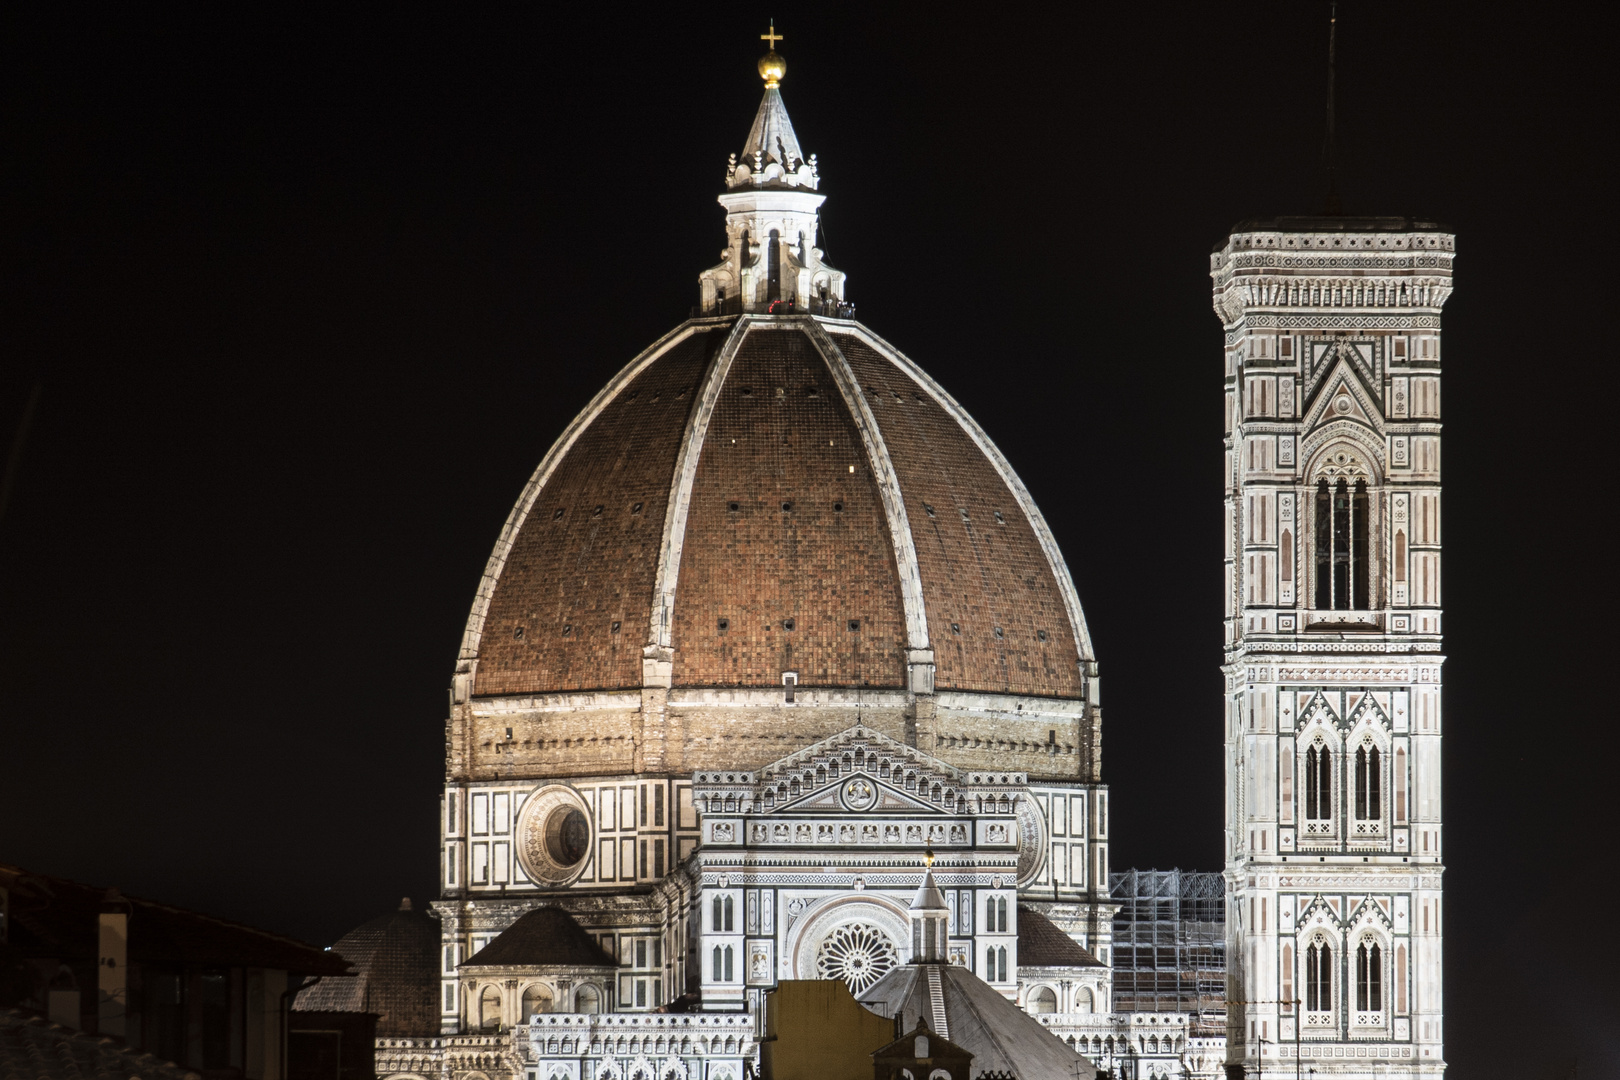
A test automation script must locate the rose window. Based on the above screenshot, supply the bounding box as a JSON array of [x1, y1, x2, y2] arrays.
[[815, 922, 898, 994]]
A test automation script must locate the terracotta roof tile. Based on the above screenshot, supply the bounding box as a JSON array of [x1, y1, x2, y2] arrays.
[[462, 908, 615, 969]]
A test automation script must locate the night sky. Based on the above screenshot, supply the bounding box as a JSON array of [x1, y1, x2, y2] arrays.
[[1, 8, 1613, 1077]]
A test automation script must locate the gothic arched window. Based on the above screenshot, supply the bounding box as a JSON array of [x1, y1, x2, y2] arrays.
[[724, 895, 735, 931], [712, 946, 723, 982], [1304, 745, 1332, 820], [1355, 746, 1382, 820], [995, 897, 1008, 932], [997, 946, 1008, 983], [713, 895, 723, 932], [724, 945, 734, 982], [1315, 477, 1371, 610], [1305, 942, 1332, 1011], [1356, 941, 1383, 1011]]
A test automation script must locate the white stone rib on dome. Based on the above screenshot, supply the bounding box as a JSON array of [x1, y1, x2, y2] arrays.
[[452, 320, 715, 687], [835, 321, 1098, 667], [645, 316, 931, 660], [455, 314, 1096, 696]]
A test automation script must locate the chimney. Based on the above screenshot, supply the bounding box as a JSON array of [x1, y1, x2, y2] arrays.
[[99, 888, 129, 1039]]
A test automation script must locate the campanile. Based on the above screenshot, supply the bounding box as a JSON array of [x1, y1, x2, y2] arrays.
[[1212, 218, 1452, 1078]]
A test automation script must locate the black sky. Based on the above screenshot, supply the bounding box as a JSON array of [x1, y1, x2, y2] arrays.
[[1, 7, 1615, 1077]]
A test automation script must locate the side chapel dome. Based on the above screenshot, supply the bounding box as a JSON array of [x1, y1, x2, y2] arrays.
[[450, 36, 1098, 783]]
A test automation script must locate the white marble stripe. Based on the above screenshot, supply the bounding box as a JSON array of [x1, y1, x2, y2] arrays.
[[832, 322, 1098, 668], [803, 318, 931, 653], [646, 315, 756, 653], [453, 320, 724, 682]]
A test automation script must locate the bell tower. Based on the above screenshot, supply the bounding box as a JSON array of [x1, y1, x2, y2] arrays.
[[1211, 218, 1453, 1078]]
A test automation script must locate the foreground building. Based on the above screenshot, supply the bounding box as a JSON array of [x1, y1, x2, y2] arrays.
[[0, 862, 350, 1080], [1213, 218, 1452, 1077]]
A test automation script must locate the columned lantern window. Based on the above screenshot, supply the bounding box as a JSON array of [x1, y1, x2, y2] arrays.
[[1314, 478, 1370, 609]]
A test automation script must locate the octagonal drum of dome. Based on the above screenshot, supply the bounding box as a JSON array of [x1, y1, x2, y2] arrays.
[[447, 314, 1100, 788]]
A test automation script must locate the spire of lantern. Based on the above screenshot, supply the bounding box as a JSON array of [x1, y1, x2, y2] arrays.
[[909, 850, 949, 963], [698, 25, 848, 317]]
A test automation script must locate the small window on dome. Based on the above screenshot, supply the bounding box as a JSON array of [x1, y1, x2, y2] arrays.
[[950, 623, 961, 634], [740, 387, 753, 397], [513, 626, 525, 640], [611, 621, 621, 634], [631, 502, 643, 514], [1037, 629, 1048, 642], [833, 502, 844, 512], [552, 508, 565, 520], [717, 618, 729, 633], [561, 625, 573, 637], [994, 510, 1006, 524], [993, 626, 1004, 640], [728, 501, 740, 512], [781, 501, 793, 512], [783, 618, 796, 632], [592, 505, 604, 516], [848, 620, 861, 632], [923, 504, 936, 518]]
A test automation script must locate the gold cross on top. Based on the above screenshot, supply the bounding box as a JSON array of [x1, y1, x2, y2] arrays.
[[760, 21, 783, 49]]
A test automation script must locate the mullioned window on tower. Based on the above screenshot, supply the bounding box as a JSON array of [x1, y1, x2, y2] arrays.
[[1314, 478, 1370, 609]]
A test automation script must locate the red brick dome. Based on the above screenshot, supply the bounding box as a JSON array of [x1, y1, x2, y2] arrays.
[[456, 316, 1094, 704]]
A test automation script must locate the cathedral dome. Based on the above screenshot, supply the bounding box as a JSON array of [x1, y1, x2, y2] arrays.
[[447, 39, 1099, 783], [457, 318, 1093, 704]]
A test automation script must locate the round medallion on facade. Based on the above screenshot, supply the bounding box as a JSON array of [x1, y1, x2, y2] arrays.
[[840, 776, 878, 812], [515, 784, 595, 887], [1014, 796, 1049, 887], [814, 922, 898, 994]]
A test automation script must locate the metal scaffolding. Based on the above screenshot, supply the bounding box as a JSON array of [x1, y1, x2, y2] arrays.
[[1109, 869, 1227, 1037]]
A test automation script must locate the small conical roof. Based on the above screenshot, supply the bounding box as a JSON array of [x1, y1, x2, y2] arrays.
[[741, 87, 804, 170], [909, 870, 948, 913]]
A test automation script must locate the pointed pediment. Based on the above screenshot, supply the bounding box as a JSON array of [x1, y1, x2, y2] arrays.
[[1299, 895, 1342, 930], [1305, 340, 1380, 406], [778, 771, 941, 815], [693, 725, 1026, 819], [1296, 690, 1342, 733], [1303, 358, 1381, 436], [1346, 690, 1393, 733], [1348, 896, 1393, 931]]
